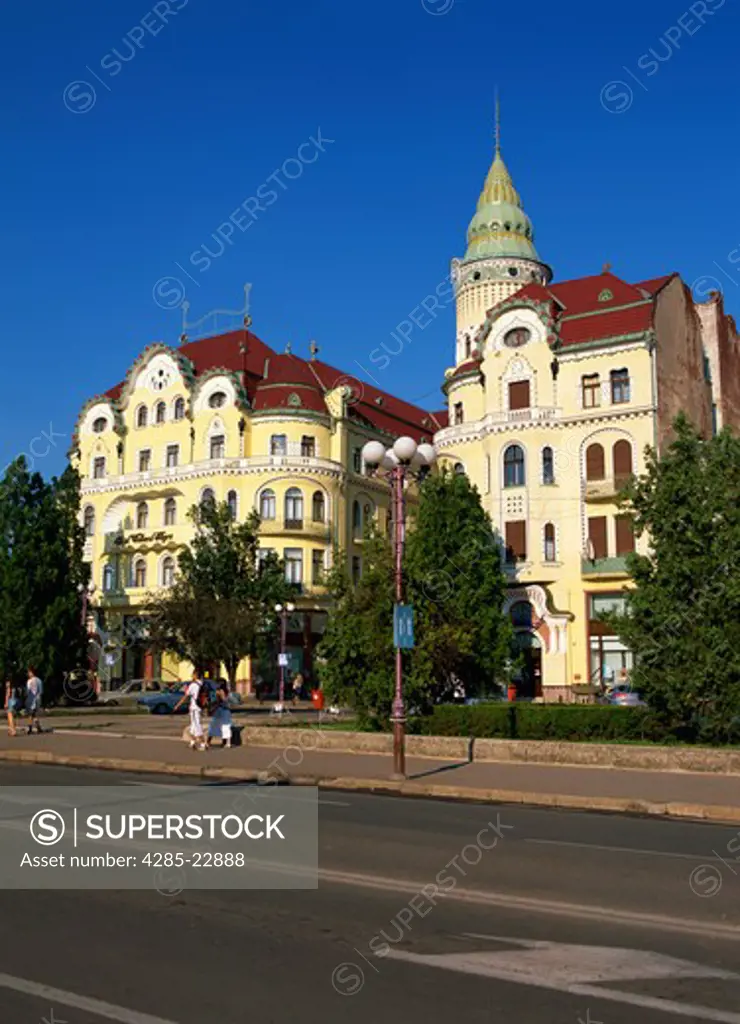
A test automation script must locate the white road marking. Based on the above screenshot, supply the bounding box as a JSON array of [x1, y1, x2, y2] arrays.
[[318, 867, 740, 940], [0, 971, 180, 1024], [384, 947, 740, 1023], [525, 837, 724, 861]]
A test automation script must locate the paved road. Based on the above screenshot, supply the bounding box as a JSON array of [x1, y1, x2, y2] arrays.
[[0, 763, 739, 1023]]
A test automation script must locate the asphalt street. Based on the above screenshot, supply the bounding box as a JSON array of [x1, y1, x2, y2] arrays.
[[0, 763, 739, 1024]]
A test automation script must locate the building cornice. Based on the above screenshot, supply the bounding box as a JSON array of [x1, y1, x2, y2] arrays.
[[80, 455, 346, 496], [434, 404, 656, 449]]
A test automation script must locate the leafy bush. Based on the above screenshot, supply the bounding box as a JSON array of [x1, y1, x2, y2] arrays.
[[410, 703, 669, 743]]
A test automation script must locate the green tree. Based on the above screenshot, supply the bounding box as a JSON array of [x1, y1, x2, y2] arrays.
[[318, 469, 511, 722], [613, 415, 740, 742], [0, 458, 89, 699], [148, 499, 291, 687], [405, 469, 512, 704]]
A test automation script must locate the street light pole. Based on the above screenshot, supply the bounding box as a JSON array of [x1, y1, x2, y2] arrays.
[[362, 437, 437, 780], [391, 463, 406, 779], [275, 601, 295, 713]]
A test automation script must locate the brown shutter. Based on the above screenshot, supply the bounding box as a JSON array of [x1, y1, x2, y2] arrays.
[[588, 516, 608, 559], [613, 440, 633, 483], [508, 380, 530, 410], [586, 443, 605, 481], [615, 515, 635, 555], [505, 520, 527, 562]]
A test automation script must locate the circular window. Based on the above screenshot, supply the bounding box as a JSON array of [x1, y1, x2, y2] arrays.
[[92, 417, 107, 433], [508, 267, 519, 278], [503, 327, 531, 348], [208, 391, 227, 409]]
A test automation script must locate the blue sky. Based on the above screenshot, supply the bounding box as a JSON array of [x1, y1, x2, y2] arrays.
[[2, 0, 738, 477]]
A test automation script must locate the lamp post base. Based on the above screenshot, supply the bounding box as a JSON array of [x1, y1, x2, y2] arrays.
[[391, 717, 406, 780]]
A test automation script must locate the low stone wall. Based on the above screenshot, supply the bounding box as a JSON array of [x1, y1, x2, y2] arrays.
[[241, 726, 740, 774], [473, 738, 740, 774], [241, 727, 470, 761]]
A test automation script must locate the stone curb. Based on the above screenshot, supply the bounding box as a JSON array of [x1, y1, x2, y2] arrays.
[[2, 748, 739, 824]]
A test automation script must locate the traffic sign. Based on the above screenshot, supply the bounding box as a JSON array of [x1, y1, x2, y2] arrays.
[[394, 604, 414, 649]]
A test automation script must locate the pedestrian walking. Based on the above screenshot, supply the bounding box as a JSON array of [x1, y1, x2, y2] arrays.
[[25, 667, 43, 735], [173, 671, 206, 751], [207, 681, 233, 749], [4, 678, 18, 737], [291, 671, 304, 705]]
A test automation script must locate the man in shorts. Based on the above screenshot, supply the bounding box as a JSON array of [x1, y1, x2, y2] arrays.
[[25, 667, 43, 735], [174, 671, 206, 751]]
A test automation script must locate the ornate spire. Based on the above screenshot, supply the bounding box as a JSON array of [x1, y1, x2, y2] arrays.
[[494, 88, 501, 157], [463, 106, 541, 264]]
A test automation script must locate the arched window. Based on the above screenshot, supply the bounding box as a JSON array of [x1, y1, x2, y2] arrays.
[[260, 489, 276, 520], [136, 502, 148, 529], [352, 500, 362, 538], [586, 443, 606, 481], [164, 498, 176, 526], [544, 523, 557, 562], [454, 462, 466, 476], [173, 397, 185, 421], [613, 439, 633, 484], [542, 446, 555, 485], [209, 391, 227, 409], [136, 405, 148, 428], [312, 491, 326, 523], [103, 565, 114, 592], [285, 488, 303, 526], [162, 556, 175, 587], [83, 506, 95, 537], [201, 488, 215, 509], [510, 601, 533, 627], [155, 401, 166, 424], [227, 490, 238, 520], [503, 444, 525, 488], [363, 503, 373, 530], [92, 417, 107, 434], [134, 559, 147, 588]]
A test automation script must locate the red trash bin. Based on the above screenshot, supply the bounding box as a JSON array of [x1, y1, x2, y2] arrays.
[[507, 683, 517, 703], [311, 689, 325, 710]]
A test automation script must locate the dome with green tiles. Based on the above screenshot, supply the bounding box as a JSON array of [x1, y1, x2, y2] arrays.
[[464, 149, 540, 263]]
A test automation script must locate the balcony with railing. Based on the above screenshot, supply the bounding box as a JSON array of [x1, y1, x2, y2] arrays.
[[581, 556, 630, 579], [259, 517, 332, 541], [81, 454, 344, 493], [584, 478, 624, 502]]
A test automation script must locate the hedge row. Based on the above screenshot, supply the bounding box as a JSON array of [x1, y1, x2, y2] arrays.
[[409, 703, 666, 743]]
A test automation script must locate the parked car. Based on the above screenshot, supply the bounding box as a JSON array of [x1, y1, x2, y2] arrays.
[[97, 679, 165, 706], [600, 683, 646, 707], [137, 683, 242, 715]]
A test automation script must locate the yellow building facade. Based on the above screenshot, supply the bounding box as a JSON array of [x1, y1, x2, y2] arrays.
[[74, 330, 438, 690], [434, 132, 738, 699]]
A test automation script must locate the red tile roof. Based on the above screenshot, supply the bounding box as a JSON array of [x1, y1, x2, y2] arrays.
[[489, 270, 674, 348], [103, 329, 434, 439]]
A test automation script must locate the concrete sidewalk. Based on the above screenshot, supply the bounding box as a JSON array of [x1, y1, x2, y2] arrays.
[[0, 725, 739, 822]]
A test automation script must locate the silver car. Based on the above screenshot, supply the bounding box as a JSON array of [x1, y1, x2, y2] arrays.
[[97, 679, 165, 706]]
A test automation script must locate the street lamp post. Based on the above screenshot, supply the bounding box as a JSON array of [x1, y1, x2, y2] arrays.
[[274, 601, 295, 713], [78, 581, 96, 628], [362, 436, 437, 779]]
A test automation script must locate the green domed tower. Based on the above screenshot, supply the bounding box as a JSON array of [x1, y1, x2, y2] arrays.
[[452, 103, 552, 365]]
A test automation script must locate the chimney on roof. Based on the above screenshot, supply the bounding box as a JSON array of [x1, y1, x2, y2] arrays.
[[602, 262, 612, 273], [309, 339, 319, 360]]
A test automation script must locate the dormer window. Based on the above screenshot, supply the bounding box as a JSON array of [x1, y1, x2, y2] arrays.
[[598, 289, 614, 302], [503, 327, 530, 348]]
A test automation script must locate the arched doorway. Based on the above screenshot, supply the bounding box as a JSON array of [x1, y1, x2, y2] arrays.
[[512, 631, 543, 700]]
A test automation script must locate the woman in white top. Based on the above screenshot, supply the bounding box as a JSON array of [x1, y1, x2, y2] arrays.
[[174, 672, 206, 751]]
